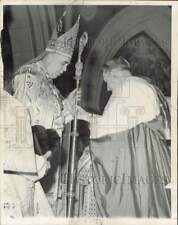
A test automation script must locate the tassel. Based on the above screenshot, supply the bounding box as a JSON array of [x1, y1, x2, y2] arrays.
[[160, 103, 171, 140], [164, 120, 171, 140]]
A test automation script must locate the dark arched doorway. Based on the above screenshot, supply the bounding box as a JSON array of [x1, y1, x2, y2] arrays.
[[81, 6, 171, 114]]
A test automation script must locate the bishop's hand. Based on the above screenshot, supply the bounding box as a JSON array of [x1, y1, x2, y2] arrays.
[[63, 88, 82, 115], [67, 88, 82, 106]]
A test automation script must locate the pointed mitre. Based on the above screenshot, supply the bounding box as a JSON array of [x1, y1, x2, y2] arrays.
[[46, 13, 80, 60]]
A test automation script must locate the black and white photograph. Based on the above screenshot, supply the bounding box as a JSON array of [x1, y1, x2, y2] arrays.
[[0, 2, 177, 224]]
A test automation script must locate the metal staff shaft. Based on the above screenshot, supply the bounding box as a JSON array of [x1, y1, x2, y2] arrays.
[[67, 32, 88, 217]]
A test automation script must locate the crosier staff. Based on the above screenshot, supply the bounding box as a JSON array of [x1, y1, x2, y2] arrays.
[[67, 32, 88, 217]]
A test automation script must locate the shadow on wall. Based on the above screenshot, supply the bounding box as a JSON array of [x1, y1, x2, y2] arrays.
[[1, 6, 14, 94], [81, 48, 112, 115]]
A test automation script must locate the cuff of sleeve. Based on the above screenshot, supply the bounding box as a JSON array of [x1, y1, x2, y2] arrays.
[[35, 155, 47, 180]]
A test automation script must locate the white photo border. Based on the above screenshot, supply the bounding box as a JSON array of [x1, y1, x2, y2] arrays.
[[0, 1, 177, 225]]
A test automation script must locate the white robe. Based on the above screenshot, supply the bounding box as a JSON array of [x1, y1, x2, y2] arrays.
[[89, 76, 160, 138], [12, 62, 73, 216], [1, 91, 53, 218]]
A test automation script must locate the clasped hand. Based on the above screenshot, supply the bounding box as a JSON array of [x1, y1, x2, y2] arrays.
[[67, 88, 82, 108]]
